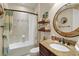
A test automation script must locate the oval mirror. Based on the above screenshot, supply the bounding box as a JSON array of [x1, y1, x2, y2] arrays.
[[53, 3, 79, 37]]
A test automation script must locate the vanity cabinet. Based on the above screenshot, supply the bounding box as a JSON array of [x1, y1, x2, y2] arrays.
[[39, 43, 56, 56]]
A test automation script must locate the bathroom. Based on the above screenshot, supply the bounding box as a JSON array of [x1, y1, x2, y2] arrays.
[[0, 3, 79, 56]]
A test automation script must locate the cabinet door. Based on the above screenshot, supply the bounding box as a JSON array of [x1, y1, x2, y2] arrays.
[[39, 44, 56, 56]]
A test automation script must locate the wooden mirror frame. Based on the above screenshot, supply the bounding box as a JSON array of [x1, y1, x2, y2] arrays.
[[53, 3, 79, 37]]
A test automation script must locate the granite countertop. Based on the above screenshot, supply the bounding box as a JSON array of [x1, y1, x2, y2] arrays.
[[40, 39, 79, 56]]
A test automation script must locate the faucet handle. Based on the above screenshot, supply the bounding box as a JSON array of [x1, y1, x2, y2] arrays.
[[67, 42, 70, 45]]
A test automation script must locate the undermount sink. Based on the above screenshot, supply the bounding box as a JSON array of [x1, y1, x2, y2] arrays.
[[49, 43, 70, 52]]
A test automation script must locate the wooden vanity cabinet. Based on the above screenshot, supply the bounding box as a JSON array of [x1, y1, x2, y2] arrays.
[[39, 43, 56, 56]]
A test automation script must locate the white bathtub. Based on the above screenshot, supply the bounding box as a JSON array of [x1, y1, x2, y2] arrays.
[[9, 40, 36, 50], [6, 41, 38, 56]]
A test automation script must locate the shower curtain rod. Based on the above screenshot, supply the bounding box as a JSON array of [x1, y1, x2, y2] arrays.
[[4, 8, 38, 15]]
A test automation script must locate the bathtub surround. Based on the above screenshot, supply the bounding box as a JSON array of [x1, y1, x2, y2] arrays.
[[2, 3, 38, 56], [4, 10, 37, 55]]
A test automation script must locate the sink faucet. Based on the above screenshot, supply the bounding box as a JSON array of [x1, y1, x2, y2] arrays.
[[59, 38, 65, 44]]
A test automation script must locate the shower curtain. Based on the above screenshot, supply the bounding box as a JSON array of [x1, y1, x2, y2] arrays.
[[9, 11, 29, 43], [28, 14, 37, 45], [3, 10, 37, 55]]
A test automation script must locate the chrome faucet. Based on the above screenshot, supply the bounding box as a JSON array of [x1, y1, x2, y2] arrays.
[[59, 38, 65, 44]]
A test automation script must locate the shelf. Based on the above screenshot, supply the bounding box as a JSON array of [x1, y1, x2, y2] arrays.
[[38, 20, 49, 24], [38, 27, 50, 32]]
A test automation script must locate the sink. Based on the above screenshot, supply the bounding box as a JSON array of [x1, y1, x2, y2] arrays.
[[49, 43, 70, 52]]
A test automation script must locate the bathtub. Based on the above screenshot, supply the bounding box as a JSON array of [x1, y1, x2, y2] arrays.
[[9, 40, 35, 50], [5, 40, 38, 56]]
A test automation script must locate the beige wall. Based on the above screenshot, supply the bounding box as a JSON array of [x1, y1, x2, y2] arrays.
[[35, 3, 53, 41], [34, 3, 53, 21]]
